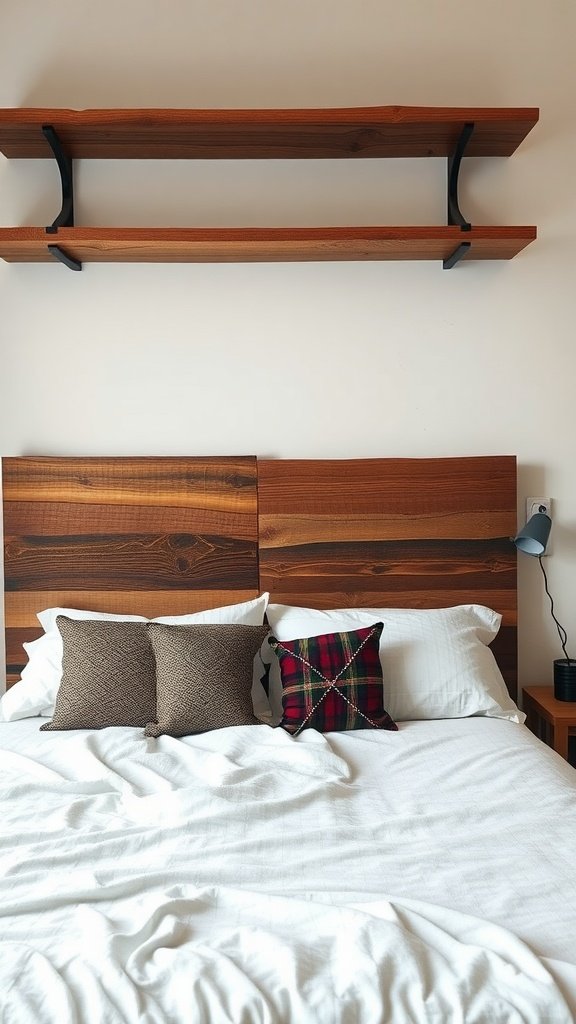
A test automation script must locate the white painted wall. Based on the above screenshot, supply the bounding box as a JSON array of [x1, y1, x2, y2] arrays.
[[1, 0, 575, 691]]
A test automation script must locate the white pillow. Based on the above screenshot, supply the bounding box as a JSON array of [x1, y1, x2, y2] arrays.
[[36, 607, 148, 635], [263, 603, 524, 725], [0, 593, 269, 722]]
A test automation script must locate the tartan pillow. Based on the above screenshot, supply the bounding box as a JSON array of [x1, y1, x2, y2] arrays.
[[268, 622, 397, 736]]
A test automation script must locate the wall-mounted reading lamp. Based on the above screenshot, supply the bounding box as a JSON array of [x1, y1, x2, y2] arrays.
[[514, 504, 576, 701]]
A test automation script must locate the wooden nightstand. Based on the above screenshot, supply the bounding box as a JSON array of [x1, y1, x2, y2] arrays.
[[523, 686, 576, 762]]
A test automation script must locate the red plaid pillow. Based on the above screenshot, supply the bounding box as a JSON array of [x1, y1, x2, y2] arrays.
[[268, 622, 397, 736]]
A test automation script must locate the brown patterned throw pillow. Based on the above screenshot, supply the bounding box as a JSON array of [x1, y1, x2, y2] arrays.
[[40, 616, 157, 731], [145, 622, 269, 737]]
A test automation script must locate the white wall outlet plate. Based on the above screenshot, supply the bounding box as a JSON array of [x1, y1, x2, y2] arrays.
[[526, 496, 551, 519], [526, 496, 552, 555]]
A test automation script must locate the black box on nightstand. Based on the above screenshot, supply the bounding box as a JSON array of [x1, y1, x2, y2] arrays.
[[554, 659, 576, 702]]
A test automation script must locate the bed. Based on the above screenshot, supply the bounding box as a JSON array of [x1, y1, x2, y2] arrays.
[[1, 455, 576, 1023]]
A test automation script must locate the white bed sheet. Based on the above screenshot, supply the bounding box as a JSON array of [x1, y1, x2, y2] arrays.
[[1, 716, 575, 1022]]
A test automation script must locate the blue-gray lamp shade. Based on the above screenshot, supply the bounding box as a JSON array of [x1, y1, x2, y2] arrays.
[[513, 511, 552, 557]]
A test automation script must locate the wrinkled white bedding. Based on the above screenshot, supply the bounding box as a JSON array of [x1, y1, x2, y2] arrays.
[[1, 717, 575, 1022]]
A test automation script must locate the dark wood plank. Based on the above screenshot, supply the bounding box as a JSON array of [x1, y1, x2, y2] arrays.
[[0, 107, 539, 159], [5, 533, 258, 591], [258, 538, 515, 589], [490, 628, 518, 690], [0, 226, 537, 265], [6, 628, 39, 687], [5, 627, 38, 662]]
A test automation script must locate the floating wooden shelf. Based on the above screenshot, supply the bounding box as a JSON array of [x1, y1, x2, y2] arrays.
[[0, 226, 537, 264], [0, 106, 539, 159], [0, 106, 539, 269]]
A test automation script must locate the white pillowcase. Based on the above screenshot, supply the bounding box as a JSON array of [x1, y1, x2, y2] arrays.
[[263, 603, 524, 725], [0, 593, 269, 723]]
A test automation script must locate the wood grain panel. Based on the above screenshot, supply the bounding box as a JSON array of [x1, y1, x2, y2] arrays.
[[5, 533, 256, 591], [5, 590, 261, 629], [0, 226, 537, 265], [259, 457, 516, 514], [3, 456, 255, 508], [490, 629, 518, 692], [0, 107, 539, 159], [3, 457, 259, 684], [5, 500, 256, 538], [258, 539, 515, 589], [6, 628, 38, 664], [260, 510, 515, 545], [258, 457, 517, 697], [263, 590, 517, 621]]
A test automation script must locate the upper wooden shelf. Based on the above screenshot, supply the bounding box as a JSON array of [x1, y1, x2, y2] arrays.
[[0, 106, 539, 160]]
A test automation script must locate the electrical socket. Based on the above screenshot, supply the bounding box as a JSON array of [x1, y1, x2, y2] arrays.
[[526, 496, 552, 555], [526, 496, 551, 520]]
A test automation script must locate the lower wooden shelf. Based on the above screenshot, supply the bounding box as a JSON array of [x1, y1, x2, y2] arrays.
[[0, 225, 536, 265]]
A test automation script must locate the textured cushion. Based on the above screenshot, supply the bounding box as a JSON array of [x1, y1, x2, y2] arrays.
[[1, 594, 269, 724], [145, 623, 269, 737], [268, 623, 397, 736], [40, 617, 157, 731]]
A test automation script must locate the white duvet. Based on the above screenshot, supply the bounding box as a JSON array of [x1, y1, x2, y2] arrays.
[[1, 717, 575, 1023]]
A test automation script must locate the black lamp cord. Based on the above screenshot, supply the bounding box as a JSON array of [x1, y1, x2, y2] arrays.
[[538, 554, 572, 662]]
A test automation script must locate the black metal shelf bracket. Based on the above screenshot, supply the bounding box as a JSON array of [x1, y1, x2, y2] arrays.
[[42, 124, 75, 232], [47, 244, 82, 272], [447, 122, 474, 230], [443, 241, 471, 270]]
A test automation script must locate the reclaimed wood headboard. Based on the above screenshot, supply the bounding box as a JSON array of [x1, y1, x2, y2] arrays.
[[2, 454, 517, 696]]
